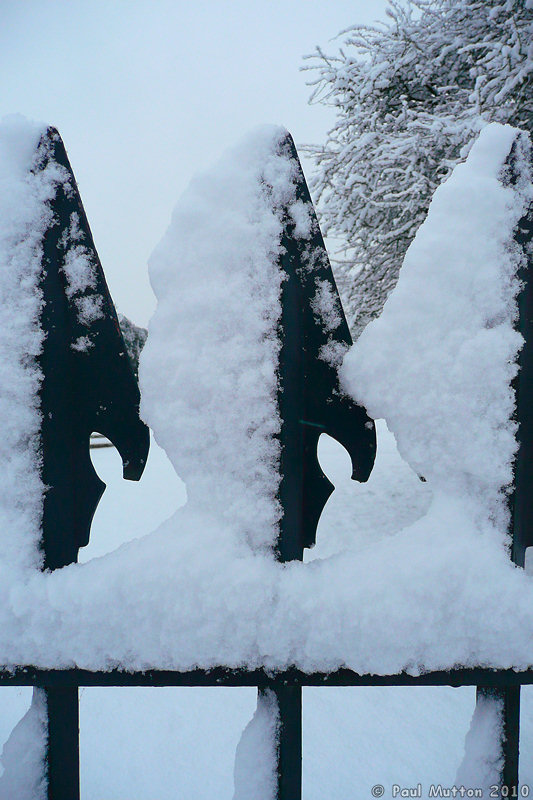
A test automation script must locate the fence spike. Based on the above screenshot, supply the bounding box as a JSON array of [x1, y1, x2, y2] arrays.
[[29, 126, 150, 799], [34, 127, 150, 570], [270, 132, 376, 798], [43, 687, 80, 800]]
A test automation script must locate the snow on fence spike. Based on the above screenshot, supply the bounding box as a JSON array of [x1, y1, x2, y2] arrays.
[[341, 123, 533, 536], [273, 132, 376, 557], [505, 131, 533, 569], [141, 124, 374, 556], [475, 129, 533, 795], [0, 118, 151, 800], [0, 117, 52, 574], [33, 126, 150, 570]]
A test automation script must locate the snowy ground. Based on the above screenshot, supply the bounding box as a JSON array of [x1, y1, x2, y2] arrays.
[[2, 423, 532, 798]]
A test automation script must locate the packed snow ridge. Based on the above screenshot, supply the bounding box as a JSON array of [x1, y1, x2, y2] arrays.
[[0, 119, 532, 676]]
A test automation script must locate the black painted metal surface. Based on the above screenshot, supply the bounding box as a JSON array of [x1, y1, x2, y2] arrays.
[[276, 133, 376, 560], [44, 687, 80, 800], [34, 127, 150, 571], [272, 133, 376, 798], [30, 127, 150, 800], [508, 135, 533, 571], [2, 665, 533, 687]]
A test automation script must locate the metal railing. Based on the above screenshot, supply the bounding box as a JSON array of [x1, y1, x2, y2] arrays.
[[0, 126, 531, 800]]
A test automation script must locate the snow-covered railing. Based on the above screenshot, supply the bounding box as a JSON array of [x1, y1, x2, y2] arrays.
[[0, 123, 150, 799], [0, 119, 532, 799]]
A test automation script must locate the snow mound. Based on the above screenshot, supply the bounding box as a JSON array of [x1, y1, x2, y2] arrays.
[[342, 123, 532, 532], [141, 126, 301, 551]]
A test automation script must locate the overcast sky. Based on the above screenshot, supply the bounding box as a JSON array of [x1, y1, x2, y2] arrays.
[[1, 0, 388, 325]]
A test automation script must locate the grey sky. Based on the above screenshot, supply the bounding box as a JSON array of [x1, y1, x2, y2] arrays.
[[1, 0, 388, 325]]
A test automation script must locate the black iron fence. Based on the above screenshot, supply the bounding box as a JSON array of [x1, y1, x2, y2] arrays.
[[0, 126, 532, 800]]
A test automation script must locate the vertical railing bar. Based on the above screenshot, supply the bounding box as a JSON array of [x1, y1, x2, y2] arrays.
[[502, 688, 521, 791], [268, 684, 302, 800], [43, 686, 80, 800], [269, 204, 306, 799], [37, 128, 83, 800], [32, 126, 148, 800], [268, 132, 375, 799], [475, 139, 533, 795]]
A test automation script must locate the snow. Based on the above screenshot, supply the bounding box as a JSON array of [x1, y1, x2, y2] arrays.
[[0, 432, 482, 800], [2, 432, 533, 798], [60, 213, 97, 296], [342, 123, 531, 532], [0, 122, 533, 682], [0, 688, 47, 800], [233, 690, 278, 800], [2, 102, 533, 800], [71, 335, 93, 353], [74, 294, 103, 326], [455, 692, 504, 794], [57, 181, 106, 334], [0, 116, 51, 575], [141, 126, 290, 552], [3, 432, 533, 798], [311, 277, 348, 368]]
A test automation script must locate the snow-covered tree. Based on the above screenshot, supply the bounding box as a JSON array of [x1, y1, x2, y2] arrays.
[[306, 0, 533, 334]]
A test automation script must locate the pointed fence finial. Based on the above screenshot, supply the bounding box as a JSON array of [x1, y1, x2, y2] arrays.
[[267, 131, 376, 800], [273, 132, 376, 562], [33, 127, 150, 572]]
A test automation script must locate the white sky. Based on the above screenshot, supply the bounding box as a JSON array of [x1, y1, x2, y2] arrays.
[[1, 0, 388, 325]]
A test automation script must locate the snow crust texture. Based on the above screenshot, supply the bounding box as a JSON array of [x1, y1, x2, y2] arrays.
[[1, 122, 533, 678], [455, 692, 504, 793], [142, 126, 300, 551], [233, 690, 279, 800], [0, 116, 50, 574], [342, 123, 532, 533], [0, 115, 112, 579], [0, 688, 47, 800]]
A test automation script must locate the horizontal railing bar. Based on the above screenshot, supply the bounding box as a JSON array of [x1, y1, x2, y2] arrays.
[[1, 667, 532, 688]]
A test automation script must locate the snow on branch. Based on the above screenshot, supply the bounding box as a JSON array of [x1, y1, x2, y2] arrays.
[[305, 0, 533, 336]]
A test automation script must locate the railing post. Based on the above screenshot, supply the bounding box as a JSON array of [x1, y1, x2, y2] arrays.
[[269, 685, 302, 800], [42, 687, 80, 800], [32, 127, 149, 800], [475, 134, 533, 796], [270, 133, 376, 800]]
